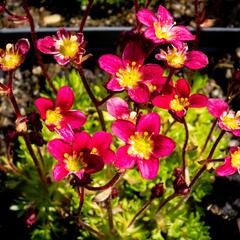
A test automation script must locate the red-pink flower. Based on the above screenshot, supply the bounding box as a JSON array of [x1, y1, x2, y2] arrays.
[[0, 38, 30, 71], [216, 147, 240, 176], [112, 113, 175, 179], [37, 28, 86, 65], [48, 132, 105, 181], [35, 86, 86, 141], [152, 78, 208, 117], [137, 5, 195, 46], [208, 99, 240, 136], [106, 97, 137, 122], [155, 44, 208, 69], [99, 41, 165, 103]]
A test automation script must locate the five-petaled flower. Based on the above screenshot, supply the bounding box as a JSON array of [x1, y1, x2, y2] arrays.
[[48, 132, 105, 181], [0, 38, 30, 71], [112, 112, 176, 179], [137, 5, 195, 46], [207, 98, 240, 136], [35, 86, 86, 141], [216, 147, 240, 176], [155, 43, 208, 70], [152, 78, 208, 118], [99, 41, 166, 103], [37, 28, 86, 65]]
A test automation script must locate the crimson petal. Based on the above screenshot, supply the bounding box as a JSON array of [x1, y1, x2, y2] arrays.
[[35, 97, 53, 120], [99, 54, 123, 75], [48, 139, 71, 162], [56, 86, 74, 110], [137, 157, 159, 180], [137, 113, 161, 134], [112, 119, 135, 142]]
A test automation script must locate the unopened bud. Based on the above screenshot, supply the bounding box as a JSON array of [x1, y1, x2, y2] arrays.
[[111, 187, 119, 199], [173, 168, 190, 195], [151, 183, 164, 199], [16, 117, 28, 133]]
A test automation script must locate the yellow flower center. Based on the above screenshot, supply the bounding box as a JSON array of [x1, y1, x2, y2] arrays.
[[231, 149, 240, 168], [222, 112, 240, 130], [166, 52, 185, 69], [45, 107, 63, 129], [170, 95, 190, 111], [0, 44, 21, 70], [64, 152, 87, 172], [116, 61, 142, 88], [153, 22, 172, 40], [91, 147, 98, 154], [58, 35, 79, 58], [128, 131, 153, 160]]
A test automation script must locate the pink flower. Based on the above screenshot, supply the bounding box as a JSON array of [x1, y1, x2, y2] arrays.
[[152, 78, 208, 118], [35, 86, 86, 141], [48, 132, 104, 181], [155, 44, 208, 69], [216, 147, 240, 176], [37, 28, 86, 65], [99, 41, 165, 103], [106, 97, 137, 122], [207, 99, 240, 136], [0, 38, 30, 71], [112, 113, 175, 179], [137, 5, 195, 46]]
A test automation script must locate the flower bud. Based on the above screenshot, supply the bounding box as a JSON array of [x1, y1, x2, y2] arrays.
[[111, 187, 119, 199], [151, 182, 164, 199], [15, 117, 28, 133], [173, 174, 190, 195]]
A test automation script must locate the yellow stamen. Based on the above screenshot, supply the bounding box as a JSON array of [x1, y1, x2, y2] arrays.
[[170, 95, 190, 111], [231, 149, 240, 168], [117, 62, 142, 88], [222, 112, 240, 130], [58, 35, 79, 58], [153, 22, 172, 40], [45, 107, 63, 127], [64, 151, 87, 172], [128, 131, 153, 160]]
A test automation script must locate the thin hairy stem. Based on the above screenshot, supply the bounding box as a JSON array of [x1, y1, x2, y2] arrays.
[[85, 171, 124, 191], [200, 119, 217, 155], [182, 118, 189, 178], [77, 187, 85, 216], [77, 65, 106, 131], [105, 196, 114, 233], [165, 68, 174, 85], [128, 198, 153, 228], [97, 92, 115, 106], [193, 0, 201, 49], [79, 0, 94, 32], [189, 130, 225, 188], [22, 0, 57, 94], [23, 133, 48, 191], [77, 218, 104, 238], [155, 193, 178, 214]]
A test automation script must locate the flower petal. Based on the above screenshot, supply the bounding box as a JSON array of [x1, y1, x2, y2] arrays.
[[72, 132, 92, 153], [62, 110, 86, 129], [144, 28, 163, 43], [56, 86, 74, 110], [99, 54, 123, 75], [141, 64, 164, 82], [189, 94, 208, 108], [107, 97, 130, 119], [216, 156, 237, 176], [207, 99, 228, 118], [92, 131, 112, 150], [114, 145, 136, 169], [157, 5, 174, 25], [35, 97, 54, 120], [128, 84, 150, 103], [122, 41, 145, 65], [151, 135, 176, 158], [54, 54, 69, 65], [48, 139, 71, 162], [99, 149, 115, 164], [106, 78, 124, 91], [175, 78, 190, 97], [55, 124, 74, 142], [137, 157, 159, 179], [171, 26, 195, 41], [84, 154, 104, 174], [152, 95, 171, 109], [52, 163, 69, 181], [136, 9, 157, 27], [185, 51, 208, 69], [137, 113, 160, 134], [112, 119, 135, 142], [16, 38, 30, 55], [37, 36, 57, 54]]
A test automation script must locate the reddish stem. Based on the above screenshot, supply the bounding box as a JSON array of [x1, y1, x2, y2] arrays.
[[85, 171, 123, 191], [182, 118, 189, 178], [79, 0, 94, 32], [194, 0, 201, 49], [22, 0, 57, 94], [77, 187, 85, 216], [155, 193, 178, 214]]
